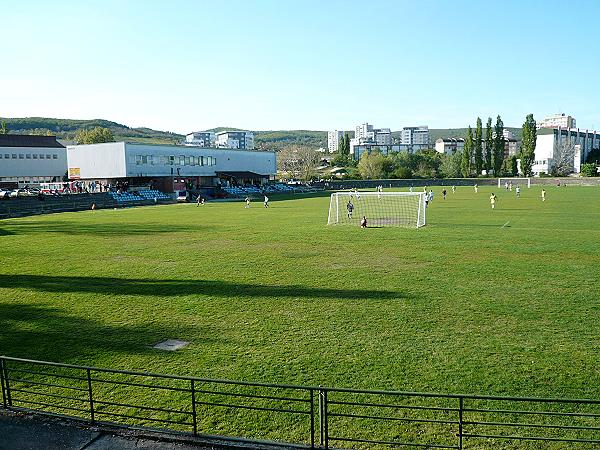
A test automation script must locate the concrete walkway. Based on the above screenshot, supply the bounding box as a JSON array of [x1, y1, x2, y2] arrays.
[[0, 410, 275, 450]]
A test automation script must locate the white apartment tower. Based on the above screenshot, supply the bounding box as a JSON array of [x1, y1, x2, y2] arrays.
[[401, 126, 430, 146], [185, 131, 216, 147], [327, 130, 344, 153], [538, 114, 576, 129], [215, 131, 254, 150]]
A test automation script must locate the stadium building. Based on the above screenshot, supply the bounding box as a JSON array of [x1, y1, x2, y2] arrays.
[[0, 134, 67, 188], [67, 142, 276, 193], [533, 127, 600, 175]]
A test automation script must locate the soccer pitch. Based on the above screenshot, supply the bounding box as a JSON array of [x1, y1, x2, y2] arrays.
[[1, 185, 600, 445]]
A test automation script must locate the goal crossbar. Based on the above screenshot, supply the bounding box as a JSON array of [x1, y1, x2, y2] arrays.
[[498, 177, 531, 188], [327, 191, 427, 228]]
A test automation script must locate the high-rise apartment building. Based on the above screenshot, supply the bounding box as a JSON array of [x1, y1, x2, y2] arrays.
[[537, 114, 576, 129], [400, 126, 430, 146], [185, 131, 216, 147], [215, 131, 254, 150], [327, 130, 344, 153]]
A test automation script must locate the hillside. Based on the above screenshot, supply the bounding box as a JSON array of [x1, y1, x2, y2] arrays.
[[0, 117, 522, 150], [0, 117, 184, 145]]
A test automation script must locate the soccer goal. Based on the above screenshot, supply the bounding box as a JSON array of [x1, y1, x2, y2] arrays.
[[327, 191, 427, 228], [498, 177, 531, 188]]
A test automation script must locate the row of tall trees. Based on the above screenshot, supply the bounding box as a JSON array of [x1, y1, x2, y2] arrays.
[[462, 116, 506, 177]]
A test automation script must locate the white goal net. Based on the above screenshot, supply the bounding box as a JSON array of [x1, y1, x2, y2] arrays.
[[327, 191, 427, 228], [498, 178, 531, 188]]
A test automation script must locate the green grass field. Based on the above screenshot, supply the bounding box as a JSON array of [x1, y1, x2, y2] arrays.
[[1, 185, 600, 447]]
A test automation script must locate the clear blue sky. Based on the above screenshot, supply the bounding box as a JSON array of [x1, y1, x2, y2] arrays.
[[2, 0, 600, 133]]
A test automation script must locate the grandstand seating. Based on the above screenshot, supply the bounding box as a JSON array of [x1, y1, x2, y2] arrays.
[[137, 190, 171, 201], [221, 183, 317, 198]]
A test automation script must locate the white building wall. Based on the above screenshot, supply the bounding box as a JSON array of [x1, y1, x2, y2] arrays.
[[67, 142, 276, 179], [0, 146, 67, 181], [67, 142, 127, 179]]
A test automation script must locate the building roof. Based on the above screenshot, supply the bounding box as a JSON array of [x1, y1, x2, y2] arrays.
[[216, 171, 267, 179], [0, 134, 65, 148]]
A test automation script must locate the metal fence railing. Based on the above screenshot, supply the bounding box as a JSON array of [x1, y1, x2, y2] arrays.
[[2, 356, 600, 449]]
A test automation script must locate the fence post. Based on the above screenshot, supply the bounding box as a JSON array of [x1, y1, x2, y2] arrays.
[[1, 358, 11, 407], [323, 389, 329, 450], [0, 358, 6, 408], [86, 368, 95, 424], [191, 379, 197, 436], [318, 386, 324, 446], [458, 396, 464, 450], [309, 389, 315, 449]]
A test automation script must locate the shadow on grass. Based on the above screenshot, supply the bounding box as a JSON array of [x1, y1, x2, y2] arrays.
[[1, 221, 211, 236], [0, 228, 15, 236], [0, 275, 407, 300], [0, 303, 218, 362]]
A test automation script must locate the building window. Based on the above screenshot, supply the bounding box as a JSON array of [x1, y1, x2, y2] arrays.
[[19, 154, 24, 159], [39, 154, 45, 159], [169, 155, 174, 165], [46, 154, 51, 159], [5, 154, 9, 159], [26, 154, 31, 159], [52, 155, 58, 159], [179, 156, 185, 165], [184, 156, 190, 165], [33, 154, 38, 159], [136, 155, 142, 165]]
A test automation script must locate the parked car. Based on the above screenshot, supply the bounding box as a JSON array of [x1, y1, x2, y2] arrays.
[[0, 190, 11, 199], [9, 189, 34, 197]]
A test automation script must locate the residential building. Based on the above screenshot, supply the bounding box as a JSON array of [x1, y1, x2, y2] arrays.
[[401, 126, 430, 147], [435, 138, 465, 155], [537, 113, 576, 130], [350, 122, 393, 157], [215, 130, 254, 150], [532, 127, 600, 175], [353, 144, 404, 160], [327, 130, 344, 153], [67, 142, 275, 192], [185, 131, 215, 147], [0, 134, 66, 188]]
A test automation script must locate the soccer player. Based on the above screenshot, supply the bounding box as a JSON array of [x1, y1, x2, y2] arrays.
[[515, 186, 521, 198], [428, 190, 434, 203], [474, 183, 479, 193], [541, 189, 546, 202], [360, 216, 367, 228], [346, 200, 354, 219], [264, 195, 269, 208], [490, 192, 497, 209], [452, 185, 456, 194], [356, 191, 361, 201], [442, 189, 447, 200], [196, 194, 203, 207], [409, 185, 413, 192], [504, 182, 509, 190], [245, 196, 251, 208], [509, 181, 513, 191]]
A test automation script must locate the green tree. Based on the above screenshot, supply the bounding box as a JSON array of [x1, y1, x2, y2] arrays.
[[510, 155, 518, 176], [440, 150, 462, 178], [0, 121, 9, 134], [461, 126, 474, 177], [580, 163, 597, 177], [493, 115, 504, 175], [357, 150, 385, 179], [344, 132, 351, 155], [75, 127, 115, 145], [520, 114, 536, 176], [484, 117, 493, 174], [474, 117, 483, 175], [337, 133, 345, 154]]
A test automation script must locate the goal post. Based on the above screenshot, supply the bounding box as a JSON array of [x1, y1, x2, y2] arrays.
[[327, 191, 427, 228], [498, 177, 531, 188]]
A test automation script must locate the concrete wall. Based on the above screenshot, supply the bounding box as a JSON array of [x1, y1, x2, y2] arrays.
[[67, 142, 127, 179], [0, 146, 67, 180]]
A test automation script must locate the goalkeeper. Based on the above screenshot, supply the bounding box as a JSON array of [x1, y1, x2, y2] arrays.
[[346, 200, 354, 219]]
